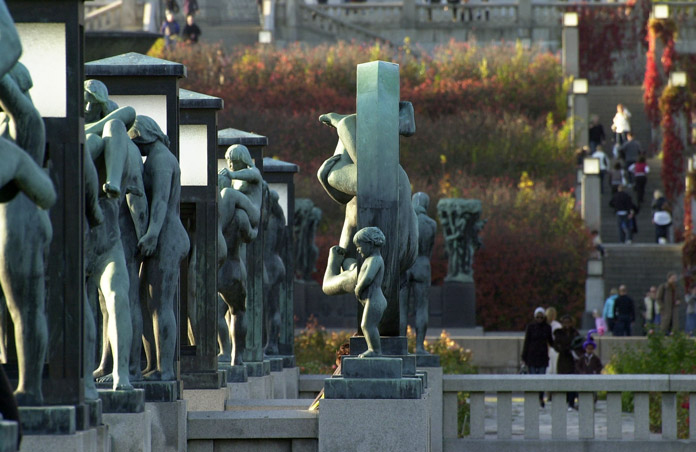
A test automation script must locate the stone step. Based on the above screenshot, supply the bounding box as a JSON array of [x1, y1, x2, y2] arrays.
[[601, 244, 682, 300]]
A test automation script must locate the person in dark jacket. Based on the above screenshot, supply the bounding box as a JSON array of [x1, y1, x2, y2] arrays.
[[613, 284, 635, 336], [554, 315, 580, 409], [521, 307, 554, 407], [609, 185, 638, 244]]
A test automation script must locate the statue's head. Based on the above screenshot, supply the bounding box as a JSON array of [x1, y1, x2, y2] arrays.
[[128, 115, 170, 153], [353, 226, 385, 257], [412, 192, 429, 213], [225, 144, 253, 171], [84, 79, 110, 123]]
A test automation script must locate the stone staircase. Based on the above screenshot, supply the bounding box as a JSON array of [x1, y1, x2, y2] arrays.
[[599, 157, 662, 244], [602, 243, 682, 303]]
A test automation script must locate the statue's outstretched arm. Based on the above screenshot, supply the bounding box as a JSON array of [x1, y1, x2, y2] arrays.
[[125, 144, 149, 240], [227, 167, 261, 184]]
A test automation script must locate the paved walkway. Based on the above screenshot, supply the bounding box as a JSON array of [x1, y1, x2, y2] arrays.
[[482, 395, 660, 440]]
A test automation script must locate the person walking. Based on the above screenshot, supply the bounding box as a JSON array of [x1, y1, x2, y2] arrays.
[[160, 9, 180, 50], [554, 315, 580, 410], [603, 288, 618, 334], [609, 185, 638, 244], [545, 307, 562, 375], [657, 272, 683, 334], [685, 286, 696, 335], [521, 307, 554, 407], [613, 285, 635, 336], [619, 133, 642, 186], [181, 13, 201, 44], [609, 162, 626, 194], [643, 286, 659, 330], [588, 114, 606, 154], [591, 145, 609, 194], [612, 103, 631, 147], [651, 190, 672, 244], [628, 155, 649, 205]]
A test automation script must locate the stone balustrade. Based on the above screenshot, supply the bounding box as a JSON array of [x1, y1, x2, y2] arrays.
[[443, 374, 696, 444], [85, 0, 124, 31]]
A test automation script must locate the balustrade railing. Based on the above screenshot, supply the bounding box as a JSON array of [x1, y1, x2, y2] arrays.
[[85, 0, 124, 31], [443, 374, 696, 441]]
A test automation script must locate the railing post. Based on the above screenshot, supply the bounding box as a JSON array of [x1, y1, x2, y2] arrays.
[[402, 0, 416, 28], [517, 0, 532, 39], [551, 392, 567, 439], [443, 391, 459, 439], [523, 392, 539, 439], [578, 392, 595, 439], [286, 0, 298, 41], [606, 392, 622, 440], [469, 392, 485, 439], [690, 393, 696, 440], [121, 0, 136, 29], [634, 392, 651, 440], [662, 392, 677, 440], [497, 392, 512, 439]]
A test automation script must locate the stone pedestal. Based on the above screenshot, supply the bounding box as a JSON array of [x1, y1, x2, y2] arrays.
[[269, 358, 286, 398], [227, 381, 251, 400], [183, 387, 228, 411], [103, 410, 151, 452], [324, 357, 422, 399], [318, 397, 430, 452], [20, 429, 98, 452], [349, 337, 417, 376], [418, 365, 443, 452], [99, 388, 148, 452], [18, 406, 76, 435], [0, 420, 18, 452], [282, 366, 300, 399], [146, 400, 187, 452], [440, 281, 476, 328], [248, 375, 273, 399]]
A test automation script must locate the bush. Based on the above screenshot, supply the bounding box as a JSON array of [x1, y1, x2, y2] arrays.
[[606, 330, 696, 438]]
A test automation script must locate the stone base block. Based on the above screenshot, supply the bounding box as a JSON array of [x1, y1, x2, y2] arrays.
[[181, 371, 224, 390], [248, 375, 273, 399], [319, 398, 430, 452], [96, 424, 111, 452], [349, 336, 408, 356], [245, 361, 271, 377], [132, 380, 179, 402], [220, 364, 248, 383], [342, 357, 403, 379], [183, 387, 228, 411], [419, 366, 443, 452], [324, 377, 423, 399], [283, 367, 299, 399], [20, 428, 98, 452], [146, 400, 187, 452], [98, 388, 145, 413], [281, 355, 295, 368], [19, 405, 76, 435], [441, 281, 476, 328], [416, 354, 441, 368], [102, 409, 152, 452], [0, 420, 18, 452], [227, 381, 251, 400], [268, 358, 283, 372], [85, 398, 103, 427], [271, 370, 286, 399]]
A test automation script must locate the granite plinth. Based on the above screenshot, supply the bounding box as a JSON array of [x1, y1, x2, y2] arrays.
[[248, 375, 273, 399], [98, 388, 145, 413], [179, 89, 224, 110], [217, 128, 268, 147], [269, 358, 284, 372], [20, 429, 98, 452], [324, 377, 423, 399], [281, 356, 296, 368], [85, 52, 186, 77], [182, 370, 225, 389], [147, 400, 186, 452], [183, 386, 228, 411], [416, 353, 441, 368], [416, 371, 428, 389], [220, 364, 248, 383], [441, 281, 476, 328], [102, 410, 152, 452], [341, 357, 402, 379], [134, 380, 179, 402], [319, 398, 429, 452], [246, 361, 271, 377], [349, 336, 408, 356], [85, 398, 103, 427], [18, 406, 76, 435], [0, 420, 18, 452]]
